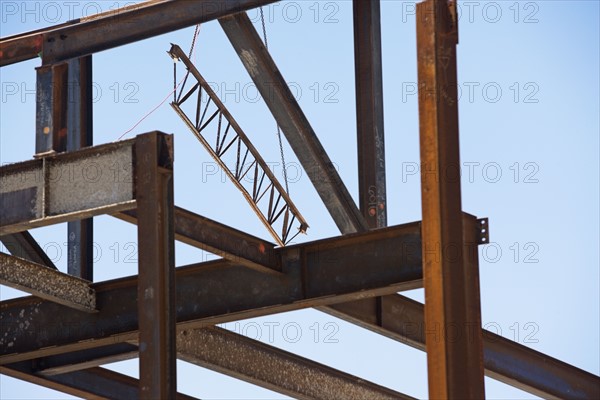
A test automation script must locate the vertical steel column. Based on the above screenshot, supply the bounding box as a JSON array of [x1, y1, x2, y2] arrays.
[[416, 0, 485, 398], [35, 62, 68, 154], [354, 0, 387, 229], [462, 213, 486, 388], [66, 56, 93, 280], [135, 132, 177, 399]]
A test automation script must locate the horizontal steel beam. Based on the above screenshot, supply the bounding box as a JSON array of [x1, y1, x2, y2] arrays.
[[0, 137, 140, 235], [178, 327, 414, 400], [1, 363, 197, 400], [0, 1, 169, 65], [25, 328, 411, 399], [322, 296, 600, 400], [116, 207, 280, 273], [0, 232, 57, 270], [0, 0, 278, 66], [120, 204, 598, 399], [0, 253, 95, 312], [0, 221, 422, 363], [35, 343, 139, 376]]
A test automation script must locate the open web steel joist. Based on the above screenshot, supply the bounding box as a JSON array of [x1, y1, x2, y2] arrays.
[[168, 43, 308, 246]]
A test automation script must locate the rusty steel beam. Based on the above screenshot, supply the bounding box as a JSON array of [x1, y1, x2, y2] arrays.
[[354, 0, 387, 229], [0, 1, 169, 66], [34, 343, 139, 376], [177, 326, 413, 400], [28, 328, 411, 399], [0, 33, 43, 67], [323, 294, 600, 400], [1, 363, 197, 400], [353, 0, 389, 359], [0, 0, 278, 66], [0, 231, 57, 270], [135, 132, 177, 398], [66, 56, 94, 281], [219, 12, 369, 234], [416, 0, 485, 397], [0, 221, 422, 363], [35, 62, 68, 155], [116, 207, 280, 273], [4, 210, 595, 398], [0, 134, 146, 236], [0, 253, 95, 312], [32, 330, 408, 398]]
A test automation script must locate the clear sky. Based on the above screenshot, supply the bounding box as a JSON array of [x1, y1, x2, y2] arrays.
[[1, 1, 599, 399]]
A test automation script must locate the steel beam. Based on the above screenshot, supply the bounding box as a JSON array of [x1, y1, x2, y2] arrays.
[[323, 294, 600, 400], [35, 63, 68, 155], [116, 207, 280, 273], [135, 132, 177, 398], [0, 221, 422, 363], [0, 253, 95, 312], [1, 364, 197, 400], [0, 1, 169, 66], [0, 135, 141, 236], [354, 0, 387, 229], [23, 328, 411, 399], [34, 343, 139, 376], [0, 0, 278, 66], [4, 211, 596, 398], [353, 0, 389, 360], [0, 231, 57, 270], [416, 0, 485, 397], [219, 12, 369, 234], [177, 326, 413, 400], [66, 56, 94, 281]]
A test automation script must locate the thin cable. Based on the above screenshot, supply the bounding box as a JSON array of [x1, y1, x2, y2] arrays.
[[260, 7, 290, 195], [118, 24, 201, 140], [117, 82, 182, 140]]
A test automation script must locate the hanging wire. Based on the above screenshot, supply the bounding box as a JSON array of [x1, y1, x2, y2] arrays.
[[260, 7, 290, 195], [118, 24, 201, 140]]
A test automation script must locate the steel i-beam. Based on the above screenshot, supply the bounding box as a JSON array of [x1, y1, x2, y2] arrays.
[[135, 132, 177, 398], [0, 220, 423, 363], [0, 231, 57, 270], [0, 0, 279, 66], [0, 253, 95, 312], [416, 0, 485, 397], [66, 55, 94, 281], [35, 63, 68, 155], [0, 135, 140, 236], [354, 0, 387, 229], [1, 363, 197, 400]]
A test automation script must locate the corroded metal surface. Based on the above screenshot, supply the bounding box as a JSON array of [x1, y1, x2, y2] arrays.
[[0, 139, 136, 235], [0, 222, 423, 364], [177, 327, 413, 400], [416, 0, 485, 396], [0, 253, 95, 312]]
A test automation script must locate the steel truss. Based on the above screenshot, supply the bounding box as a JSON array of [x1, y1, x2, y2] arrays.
[[1, 0, 598, 399], [169, 44, 308, 246]]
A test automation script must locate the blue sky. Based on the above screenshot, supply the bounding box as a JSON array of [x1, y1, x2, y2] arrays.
[[1, 1, 599, 398]]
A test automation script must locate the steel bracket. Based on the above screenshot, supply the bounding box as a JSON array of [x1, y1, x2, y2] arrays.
[[476, 218, 489, 245]]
